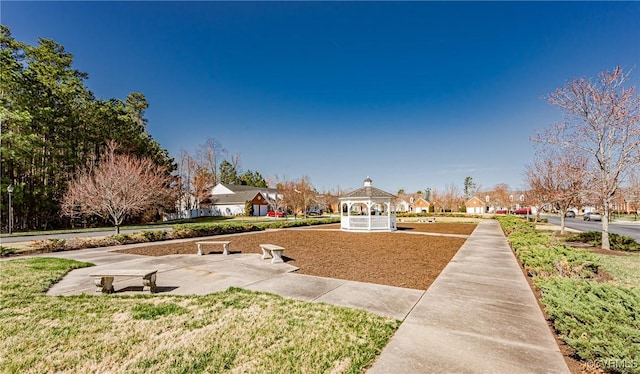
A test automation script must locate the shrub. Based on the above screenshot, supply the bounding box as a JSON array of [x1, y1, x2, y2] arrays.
[[23, 218, 340, 254], [566, 231, 640, 251], [141, 230, 168, 241], [536, 277, 640, 373], [31, 239, 67, 252], [0, 246, 16, 257], [497, 216, 535, 236], [516, 244, 599, 279], [507, 230, 552, 248], [112, 233, 140, 245]]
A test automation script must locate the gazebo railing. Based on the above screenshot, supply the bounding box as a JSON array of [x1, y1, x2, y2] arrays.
[[341, 216, 396, 230]]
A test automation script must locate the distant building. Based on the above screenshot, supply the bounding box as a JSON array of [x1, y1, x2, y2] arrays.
[[412, 197, 430, 213], [205, 183, 280, 216], [466, 196, 486, 214]]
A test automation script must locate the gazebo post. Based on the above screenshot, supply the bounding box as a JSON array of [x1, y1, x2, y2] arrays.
[[386, 201, 391, 229]]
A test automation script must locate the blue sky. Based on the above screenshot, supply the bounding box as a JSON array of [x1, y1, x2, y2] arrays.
[[3, 1, 639, 194]]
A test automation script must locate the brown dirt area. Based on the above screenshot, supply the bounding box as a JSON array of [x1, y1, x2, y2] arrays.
[[118, 223, 476, 290]]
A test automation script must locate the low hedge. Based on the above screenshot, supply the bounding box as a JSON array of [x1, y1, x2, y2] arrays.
[[566, 231, 640, 252], [25, 218, 340, 253], [396, 212, 485, 219], [516, 243, 599, 279], [498, 216, 640, 373], [536, 277, 640, 372]]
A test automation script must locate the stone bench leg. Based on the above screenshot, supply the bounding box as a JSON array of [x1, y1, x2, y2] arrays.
[[95, 276, 114, 294], [197, 243, 204, 256], [223, 243, 230, 255], [270, 250, 284, 264], [143, 273, 157, 293], [261, 247, 272, 260]]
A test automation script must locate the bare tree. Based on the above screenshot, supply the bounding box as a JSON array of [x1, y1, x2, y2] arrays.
[[274, 176, 315, 218], [534, 67, 640, 249], [525, 149, 587, 234], [429, 189, 443, 213], [443, 183, 463, 212], [295, 175, 315, 217], [61, 141, 172, 233], [177, 149, 197, 211], [523, 189, 545, 223], [192, 166, 211, 207], [265, 175, 288, 215], [492, 183, 512, 212], [196, 137, 225, 188], [229, 152, 242, 172]]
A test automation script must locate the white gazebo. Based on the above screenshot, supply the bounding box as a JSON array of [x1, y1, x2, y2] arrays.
[[339, 177, 397, 231]]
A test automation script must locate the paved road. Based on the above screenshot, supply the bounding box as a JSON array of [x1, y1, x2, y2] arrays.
[[544, 215, 640, 242], [0, 227, 172, 244]]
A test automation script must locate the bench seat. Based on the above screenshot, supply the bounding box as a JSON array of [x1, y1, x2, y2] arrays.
[[195, 241, 231, 255], [259, 244, 285, 264], [90, 269, 157, 294]]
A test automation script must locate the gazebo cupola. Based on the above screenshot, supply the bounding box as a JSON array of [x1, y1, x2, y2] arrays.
[[339, 177, 397, 232]]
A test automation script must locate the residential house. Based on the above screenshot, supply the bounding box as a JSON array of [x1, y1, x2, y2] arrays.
[[466, 196, 486, 214], [394, 198, 411, 213], [412, 197, 430, 213], [205, 183, 280, 216]]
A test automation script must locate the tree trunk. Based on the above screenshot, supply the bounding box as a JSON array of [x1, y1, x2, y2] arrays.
[[602, 211, 611, 250], [560, 213, 566, 235]]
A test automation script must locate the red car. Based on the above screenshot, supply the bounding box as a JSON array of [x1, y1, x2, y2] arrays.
[[513, 208, 532, 215], [267, 211, 285, 218]]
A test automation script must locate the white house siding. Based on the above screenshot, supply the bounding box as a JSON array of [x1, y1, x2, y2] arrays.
[[214, 204, 245, 216], [467, 206, 484, 214], [395, 200, 410, 212]]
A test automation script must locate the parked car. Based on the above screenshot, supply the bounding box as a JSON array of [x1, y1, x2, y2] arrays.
[[513, 207, 532, 215], [565, 211, 576, 218], [583, 212, 602, 221], [267, 211, 285, 218], [306, 208, 322, 216]]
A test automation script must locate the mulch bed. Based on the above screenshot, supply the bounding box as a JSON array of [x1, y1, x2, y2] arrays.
[[117, 223, 477, 290]]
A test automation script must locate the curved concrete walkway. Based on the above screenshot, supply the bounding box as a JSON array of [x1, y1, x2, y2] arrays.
[[22, 220, 567, 372], [368, 220, 569, 373]]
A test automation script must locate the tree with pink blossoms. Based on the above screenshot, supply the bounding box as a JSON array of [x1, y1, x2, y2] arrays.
[[61, 141, 173, 233]]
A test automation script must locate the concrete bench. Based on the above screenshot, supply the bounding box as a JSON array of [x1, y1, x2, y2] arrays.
[[196, 241, 231, 255], [418, 217, 437, 223], [90, 269, 157, 294], [259, 244, 285, 264]]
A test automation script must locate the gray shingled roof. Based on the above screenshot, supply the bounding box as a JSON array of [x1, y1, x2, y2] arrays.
[[207, 191, 267, 205], [342, 185, 397, 199], [219, 183, 279, 195]]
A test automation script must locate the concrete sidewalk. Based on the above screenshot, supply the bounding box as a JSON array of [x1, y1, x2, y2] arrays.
[[32, 220, 567, 372], [367, 220, 569, 373], [44, 244, 424, 321]]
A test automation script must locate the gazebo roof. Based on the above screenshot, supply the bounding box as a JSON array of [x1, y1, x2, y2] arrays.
[[340, 177, 397, 200]]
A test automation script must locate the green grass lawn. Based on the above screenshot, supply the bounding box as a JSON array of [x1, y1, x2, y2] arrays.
[[0, 258, 399, 373], [594, 252, 640, 288]]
